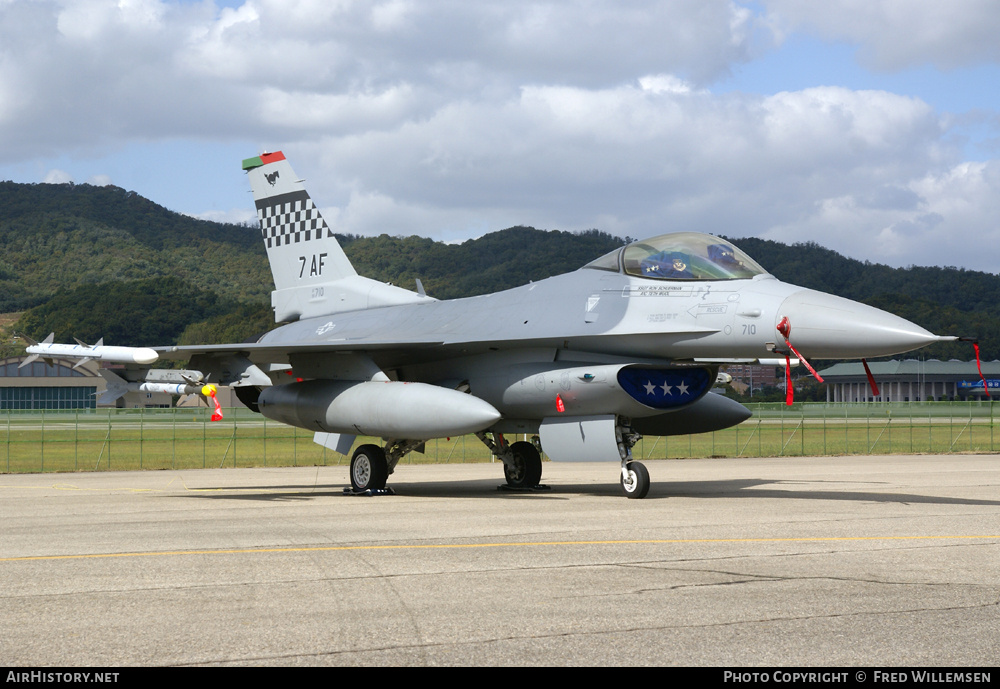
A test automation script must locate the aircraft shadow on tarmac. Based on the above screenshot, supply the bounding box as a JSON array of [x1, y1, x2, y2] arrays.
[[168, 479, 572, 501], [164, 476, 1000, 505]]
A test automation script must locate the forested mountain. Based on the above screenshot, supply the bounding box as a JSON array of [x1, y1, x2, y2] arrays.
[[339, 227, 623, 299], [2, 180, 998, 361], [732, 237, 1000, 320], [16, 277, 246, 347], [0, 181, 269, 312]]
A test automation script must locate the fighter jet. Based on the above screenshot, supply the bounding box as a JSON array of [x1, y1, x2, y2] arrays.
[[122, 152, 955, 497]]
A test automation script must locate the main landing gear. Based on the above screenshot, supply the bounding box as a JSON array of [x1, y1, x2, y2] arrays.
[[349, 439, 426, 492], [476, 432, 543, 489], [350, 444, 388, 491], [506, 440, 543, 488]]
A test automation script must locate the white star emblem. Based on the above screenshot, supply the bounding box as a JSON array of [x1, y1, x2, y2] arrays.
[[660, 382, 673, 395], [677, 381, 689, 396], [643, 381, 657, 395]]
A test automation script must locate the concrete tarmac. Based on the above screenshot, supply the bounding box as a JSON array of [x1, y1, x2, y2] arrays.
[[2, 454, 998, 667]]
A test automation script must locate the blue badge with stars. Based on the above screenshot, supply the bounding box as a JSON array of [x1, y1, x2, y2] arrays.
[[617, 367, 712, 409]]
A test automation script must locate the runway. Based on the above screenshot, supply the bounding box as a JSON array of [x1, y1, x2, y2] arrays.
[[2, 455, 998, 666]]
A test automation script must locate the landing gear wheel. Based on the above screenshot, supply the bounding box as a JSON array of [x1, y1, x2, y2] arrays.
[[505, 441, 543, 488], [351, 444, 388, 491], [620, 461, 650, 499]]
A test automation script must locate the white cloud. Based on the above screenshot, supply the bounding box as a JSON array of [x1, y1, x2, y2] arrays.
[[304, 83, 995, 266], [639, 74, 696, 95], [762, 0, 1000, 70], [370, 0, 414, 33], [56, 0, 166, 42], [191, 207, 259, 225], [762, 161, 1000, 270], [315, 84, 945, 210], [87, 174, 113, 186], [0, 0, 760, 158], [255, 84, 420, 133], [43, 169, 73, 184], [0, 1, 998, 272]]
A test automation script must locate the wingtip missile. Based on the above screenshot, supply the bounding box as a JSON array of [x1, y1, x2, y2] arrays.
[[23, 337, 159, 366]]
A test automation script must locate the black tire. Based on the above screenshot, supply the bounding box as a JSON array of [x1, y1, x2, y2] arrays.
[[350, 444, 388, 491], [505, 441, 542, 488], [620, 461, 650, 499]]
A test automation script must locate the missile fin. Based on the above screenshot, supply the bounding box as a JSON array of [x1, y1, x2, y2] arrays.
[[181, 373, 206, 386], [97, 369, 128, 403]]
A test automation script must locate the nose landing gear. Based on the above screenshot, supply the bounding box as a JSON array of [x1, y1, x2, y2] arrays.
[[616, 418, 649, 499]]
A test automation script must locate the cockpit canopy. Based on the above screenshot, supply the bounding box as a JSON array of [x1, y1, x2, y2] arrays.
[[585, 232, 768, 281]]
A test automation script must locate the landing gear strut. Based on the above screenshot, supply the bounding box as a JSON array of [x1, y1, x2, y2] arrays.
[[616, 418, 649, 499]]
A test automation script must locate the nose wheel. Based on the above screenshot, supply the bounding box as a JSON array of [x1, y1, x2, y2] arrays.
[[620, 461, 649, 499]]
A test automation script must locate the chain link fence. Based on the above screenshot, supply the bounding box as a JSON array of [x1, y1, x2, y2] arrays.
[[1, 401, 997, 473]]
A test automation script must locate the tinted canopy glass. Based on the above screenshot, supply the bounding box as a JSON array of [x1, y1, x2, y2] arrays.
[[586, 232, 768, 281]]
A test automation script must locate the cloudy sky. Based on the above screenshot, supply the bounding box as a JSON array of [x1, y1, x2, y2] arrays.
[[1, 0, 998, 272]]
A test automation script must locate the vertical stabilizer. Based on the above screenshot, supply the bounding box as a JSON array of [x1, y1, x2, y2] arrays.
[[244, 152, 355, 291], [243, 152, 431, 322]]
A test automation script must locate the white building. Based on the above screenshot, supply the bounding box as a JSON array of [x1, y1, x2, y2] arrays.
[[817, 359, 1000, 403]]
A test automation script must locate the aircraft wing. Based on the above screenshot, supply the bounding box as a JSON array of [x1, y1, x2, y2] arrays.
[[154, 340, 446, 360]]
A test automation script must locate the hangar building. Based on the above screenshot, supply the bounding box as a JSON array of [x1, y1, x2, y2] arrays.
[[817, 359, 1000, 403]]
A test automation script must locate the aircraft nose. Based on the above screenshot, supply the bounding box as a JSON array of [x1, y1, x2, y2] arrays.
[[775, 289, 951, 359]]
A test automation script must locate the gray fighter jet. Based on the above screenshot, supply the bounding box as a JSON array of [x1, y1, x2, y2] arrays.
[[149, 151, 952, 498]]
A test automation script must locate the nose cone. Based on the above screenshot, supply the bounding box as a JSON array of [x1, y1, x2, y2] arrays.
[[129, 348, 160, 365], [777, 289, 951, 359]]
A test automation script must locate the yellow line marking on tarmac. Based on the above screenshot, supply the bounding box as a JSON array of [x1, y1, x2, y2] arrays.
[[3, 535, 997, 563], [0, 479, 277, 494]]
